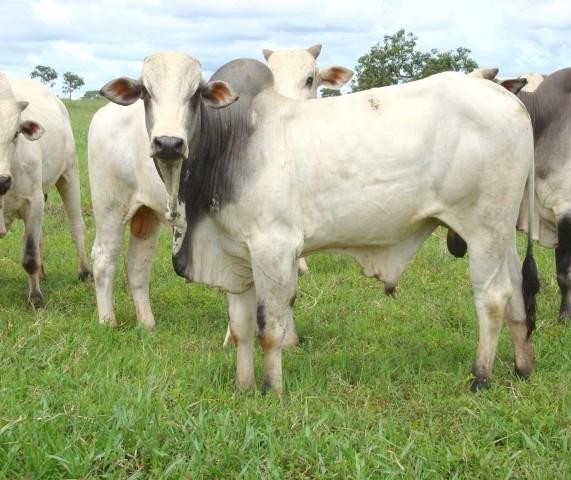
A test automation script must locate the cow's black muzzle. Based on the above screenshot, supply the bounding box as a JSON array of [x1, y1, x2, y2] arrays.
[[153, 136, 184, 160], [0, 175, 12, 195]]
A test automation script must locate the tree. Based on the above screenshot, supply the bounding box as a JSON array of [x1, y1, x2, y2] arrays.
[[351, 29, 478, 92], [30, 65, 58, 87], [82, 90, 101, 100], [61, 72, 85, 100], [320, 88, 342, 98]]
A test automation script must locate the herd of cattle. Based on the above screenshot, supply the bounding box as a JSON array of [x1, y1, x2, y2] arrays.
[[1, 44, 571, 396]]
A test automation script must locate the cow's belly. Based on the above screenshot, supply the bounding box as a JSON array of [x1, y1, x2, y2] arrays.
[[300, 169, 437, 252]]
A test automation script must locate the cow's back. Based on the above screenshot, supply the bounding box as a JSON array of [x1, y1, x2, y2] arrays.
[[12, 79, 76, 190], [245, 72, 533, 249]]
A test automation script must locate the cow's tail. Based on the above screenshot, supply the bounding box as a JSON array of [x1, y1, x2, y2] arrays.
[[522, 158, 539, 338]]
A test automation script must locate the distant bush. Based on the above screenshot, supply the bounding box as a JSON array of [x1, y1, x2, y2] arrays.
[[82, 90, 101, 100]]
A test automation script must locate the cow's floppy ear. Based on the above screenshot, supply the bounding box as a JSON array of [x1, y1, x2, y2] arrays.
[[263, 49, 274, 61], [100, 77, 142, 106], [200, 80, 239, 109], [307, 44, 322, 59], [20, 120, 45, 141], [318, 66, 354, 89], [499, 78, 528, 95]]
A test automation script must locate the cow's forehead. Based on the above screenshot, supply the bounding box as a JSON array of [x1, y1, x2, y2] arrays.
[[268, 49, 317, 71], [141, 52, 203, 94]]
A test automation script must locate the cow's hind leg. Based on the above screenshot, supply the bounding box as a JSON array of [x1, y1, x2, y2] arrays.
[[555, 215, 571, 321], [56, 170, 91, 281], [468, 238, 520, 391], [92, 214, 124, 326], [125, 206, 161, 330], [227, 287, 257, 390]]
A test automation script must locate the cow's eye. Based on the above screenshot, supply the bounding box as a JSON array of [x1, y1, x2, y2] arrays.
[[13, 131, 19, 140], [140, 85, 150, 99], [306, 76, 314, 87]]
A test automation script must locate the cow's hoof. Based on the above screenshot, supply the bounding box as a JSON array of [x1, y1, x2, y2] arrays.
[[515, 365, 533, 381], [261, 379, 282, 398], [99, 316, 118, 328], [470, 376, 490, 392], [283, 333, 300, 349], [29, 292, 45, 309], [78, 268, 92, 282]]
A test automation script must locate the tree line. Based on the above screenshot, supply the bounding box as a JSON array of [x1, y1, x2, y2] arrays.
[[29, 29, 479, 100], [321, 29, 478, 97], [29, 65, 87, 100]]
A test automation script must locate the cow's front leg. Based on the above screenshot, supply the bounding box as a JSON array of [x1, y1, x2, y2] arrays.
[[227, 287, 257, 390], [251, 243, 299, 397], [20, 193, 45, 308]]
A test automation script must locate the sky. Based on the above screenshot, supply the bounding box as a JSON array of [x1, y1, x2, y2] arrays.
[[0, 0, 570, 98]]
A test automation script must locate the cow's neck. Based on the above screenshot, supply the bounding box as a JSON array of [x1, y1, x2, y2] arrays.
[[518, 89, 559, 144], [182, 102, 243, 223]]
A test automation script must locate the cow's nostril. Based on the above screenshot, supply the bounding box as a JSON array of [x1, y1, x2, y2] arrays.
[[0, 175, 12, 195], [173, 138, 183, 150]]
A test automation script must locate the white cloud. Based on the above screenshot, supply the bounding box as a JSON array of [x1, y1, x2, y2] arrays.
[[0, 0, 570, 97], [31, 0, 73, 25]]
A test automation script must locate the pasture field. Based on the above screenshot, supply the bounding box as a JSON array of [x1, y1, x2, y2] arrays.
[[1, 99, 570, 479]]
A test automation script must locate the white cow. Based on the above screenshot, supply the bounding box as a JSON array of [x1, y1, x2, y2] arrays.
[[520, 73, 545, 92], [221, 44, 353, 346], [89, 48, 352, 333], [0, 74, 91, 306], [101, 54, 538, 396]]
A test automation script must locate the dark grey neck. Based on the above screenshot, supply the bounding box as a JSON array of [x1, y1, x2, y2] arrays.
[[517, 91, 543, 142]]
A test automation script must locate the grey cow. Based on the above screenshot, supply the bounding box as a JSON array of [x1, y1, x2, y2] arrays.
[[516, 68, 571, 319]]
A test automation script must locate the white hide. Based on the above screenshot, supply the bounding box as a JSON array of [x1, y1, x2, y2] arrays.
[[179, 74, 532, 292], [12, 80, 90, 273], [520, 73, 545, 92], [221, 47, 354, 347], [90, 49, 352, 331], [0, 77, 90, 304], [171, 71, 535, 395], [88, 100, 168, 329], [0, 79, 45, 305], [265, 46, 353, 99]]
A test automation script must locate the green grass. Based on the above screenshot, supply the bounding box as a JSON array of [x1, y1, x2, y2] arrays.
[[1, 99, 571, 478]]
